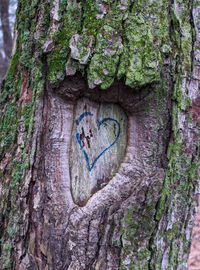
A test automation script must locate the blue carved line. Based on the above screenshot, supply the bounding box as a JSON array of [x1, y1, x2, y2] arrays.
[[75, 112, 120, 172]]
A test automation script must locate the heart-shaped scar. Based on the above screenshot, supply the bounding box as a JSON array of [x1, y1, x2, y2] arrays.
[[75, 112, 121, 172]]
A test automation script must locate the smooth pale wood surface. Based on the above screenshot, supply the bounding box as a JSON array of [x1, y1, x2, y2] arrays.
[[70, 97, 127, 206]]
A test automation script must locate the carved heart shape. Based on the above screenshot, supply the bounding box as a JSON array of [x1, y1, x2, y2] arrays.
[[76, 112, 120, 172]]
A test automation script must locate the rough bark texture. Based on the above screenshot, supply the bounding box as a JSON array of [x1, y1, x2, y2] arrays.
[[0, 0, 200, 269]]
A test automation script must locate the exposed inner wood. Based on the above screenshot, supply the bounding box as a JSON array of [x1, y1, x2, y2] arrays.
[[22, 77, 171, 268], [70, 98, 127, 206]]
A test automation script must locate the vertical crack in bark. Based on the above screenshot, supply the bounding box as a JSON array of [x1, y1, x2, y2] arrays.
[[189, 0, 196, 74], [146, 3, 176, 265], [147, 182, 163, 270], [115, 0, 135, 79], [22, 55, 48, 267], [87, 208, 108, 269]]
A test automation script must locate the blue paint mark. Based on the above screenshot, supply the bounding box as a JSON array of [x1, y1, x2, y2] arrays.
[[75, 111, 120, 172], [76, 132, 82, 149]]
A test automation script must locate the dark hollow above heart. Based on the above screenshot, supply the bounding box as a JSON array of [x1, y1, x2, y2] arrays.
[[70, 97, 128, 206]]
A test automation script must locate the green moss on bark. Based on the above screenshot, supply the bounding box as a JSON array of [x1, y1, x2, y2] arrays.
[[44, 0, 171, 89]]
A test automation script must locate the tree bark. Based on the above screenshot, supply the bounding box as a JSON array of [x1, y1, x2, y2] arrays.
[[0, 0, 200, 269]]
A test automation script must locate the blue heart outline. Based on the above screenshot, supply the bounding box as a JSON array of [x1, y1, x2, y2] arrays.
[[75, 112, 121, 172]]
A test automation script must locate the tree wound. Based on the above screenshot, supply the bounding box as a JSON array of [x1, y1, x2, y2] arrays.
[[70, 98, 128, 206]]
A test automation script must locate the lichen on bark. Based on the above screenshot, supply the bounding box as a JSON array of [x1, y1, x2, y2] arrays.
[[0, 0, 200, 269], [44, 0, 171, 89]]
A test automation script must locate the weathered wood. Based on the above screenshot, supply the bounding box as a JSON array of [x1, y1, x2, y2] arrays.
[[70, 98, 127, 205], [23, 79, 169, 269]]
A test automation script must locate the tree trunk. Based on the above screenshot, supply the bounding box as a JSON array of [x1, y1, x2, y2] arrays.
[[0, 0, 200, 269]]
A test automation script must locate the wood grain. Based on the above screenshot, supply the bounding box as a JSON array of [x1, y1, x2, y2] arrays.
[[70, 98, 127, 206]]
